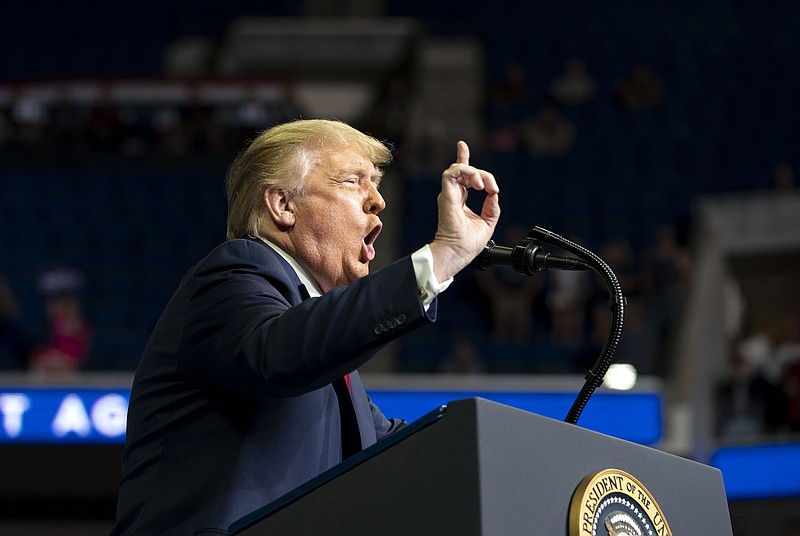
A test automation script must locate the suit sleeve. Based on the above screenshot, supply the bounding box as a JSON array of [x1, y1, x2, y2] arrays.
[[179, 240, 434, 398], [368, 395, 407, 440]]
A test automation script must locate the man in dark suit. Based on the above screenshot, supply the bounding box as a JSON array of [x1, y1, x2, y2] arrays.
[[111, 119, 500, 534]]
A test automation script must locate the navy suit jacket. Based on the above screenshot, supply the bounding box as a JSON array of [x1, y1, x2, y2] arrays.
[[112, 239, 434, 535]]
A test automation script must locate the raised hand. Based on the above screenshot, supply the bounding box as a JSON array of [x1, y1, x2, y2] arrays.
[[428, 140, 501, 283]]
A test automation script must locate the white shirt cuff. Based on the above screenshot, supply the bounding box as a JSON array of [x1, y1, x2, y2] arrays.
[[411, 244, 453, 306]]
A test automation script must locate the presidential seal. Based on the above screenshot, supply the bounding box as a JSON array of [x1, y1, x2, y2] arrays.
[[569, 468, 672, 536]]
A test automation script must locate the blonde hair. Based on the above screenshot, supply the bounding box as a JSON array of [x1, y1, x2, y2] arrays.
[[225, 119, 393, 240]]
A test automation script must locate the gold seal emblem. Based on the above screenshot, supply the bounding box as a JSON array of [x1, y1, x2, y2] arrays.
[[569, 468, 672, 536]]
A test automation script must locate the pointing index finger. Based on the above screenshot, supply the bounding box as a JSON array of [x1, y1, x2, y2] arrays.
[[456, 140, 470, 165]]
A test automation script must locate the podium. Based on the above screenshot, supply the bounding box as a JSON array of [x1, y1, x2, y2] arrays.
[[230, 398, 733, 535]]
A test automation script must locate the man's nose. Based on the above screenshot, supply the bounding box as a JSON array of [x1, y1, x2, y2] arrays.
[[365, 185, 386, 214]]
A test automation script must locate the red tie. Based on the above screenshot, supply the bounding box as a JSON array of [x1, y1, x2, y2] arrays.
[[344, 373, 351, 392]]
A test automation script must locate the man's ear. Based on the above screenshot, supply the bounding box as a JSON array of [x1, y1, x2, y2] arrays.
[[264, 187, 296, 230]]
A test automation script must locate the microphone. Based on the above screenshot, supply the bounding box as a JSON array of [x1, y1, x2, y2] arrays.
[[469, 238, 589, 274], [469, 225, 625, 426]]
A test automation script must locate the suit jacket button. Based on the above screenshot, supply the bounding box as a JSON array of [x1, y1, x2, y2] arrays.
[[374, 324, 384, 335], [396, 314, 407, 325]]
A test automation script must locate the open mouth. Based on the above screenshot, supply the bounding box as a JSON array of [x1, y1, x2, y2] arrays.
[[362, 222, 382, 262]]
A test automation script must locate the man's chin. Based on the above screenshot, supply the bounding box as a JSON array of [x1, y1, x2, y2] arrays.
[[348, 263, 371, 283]]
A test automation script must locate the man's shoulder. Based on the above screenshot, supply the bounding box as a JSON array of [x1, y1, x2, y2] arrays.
[[203, 238, 283, 265], [173, 238, 303, 305], [182, 238, 294, 284]]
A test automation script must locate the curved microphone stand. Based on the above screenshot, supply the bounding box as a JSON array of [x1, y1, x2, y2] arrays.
[[526, 226, 626, 425], [471, 226, 626, 425]]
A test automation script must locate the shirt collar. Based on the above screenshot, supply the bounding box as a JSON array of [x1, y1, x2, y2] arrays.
[[257, 237, 322, 298]]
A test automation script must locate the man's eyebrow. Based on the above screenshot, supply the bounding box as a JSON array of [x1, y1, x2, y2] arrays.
[[347, 165, 383, 185]]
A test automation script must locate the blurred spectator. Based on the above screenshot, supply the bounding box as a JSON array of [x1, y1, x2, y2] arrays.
[[716, 337, 787, 438], [544, 244, 593, 314], [616, 63, 663, 111], [475, 262, 544, 346], [783, 359, 800, 431], [518, 101, 575, 156], [536, 240, 595, 373], [775, 320, 800, 374], [0, 80, 303, 157], [613, 291, 659, 375], [0, 107, 11, 148], [533, 294, 590, 373], [0, 275, 30, 369], [575, 301, 612, 373], [772, 161, 795, 191], [641, 223, 692, 377], [401, 118, 452, 176], [716, 351, 769, 437], [86, 100, 123, 152], [738, 320, 781, 382], [549, 57, 597, 107], [437, 337, 487, 374], [29, 266, 93, 374], [597, 238, 641, 297], [717, 314, 800, 436], [776, 319, 800, 431], [366, 74, 414, 151], [474, 224, 545, 345], [485, 61, 529, 152], [489, 60, 529, 106], [233, 97, 271, 134], [11, 93, 48, 149], [151, 105, 190, 155], [584, 239, 659, 374]]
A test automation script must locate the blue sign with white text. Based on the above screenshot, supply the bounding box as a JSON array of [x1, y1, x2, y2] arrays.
[[0, 388, 129, 444], [0, 387, 662, 446]]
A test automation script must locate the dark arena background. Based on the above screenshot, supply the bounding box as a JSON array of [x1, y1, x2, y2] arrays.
[[1, 1, 799, 534]]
